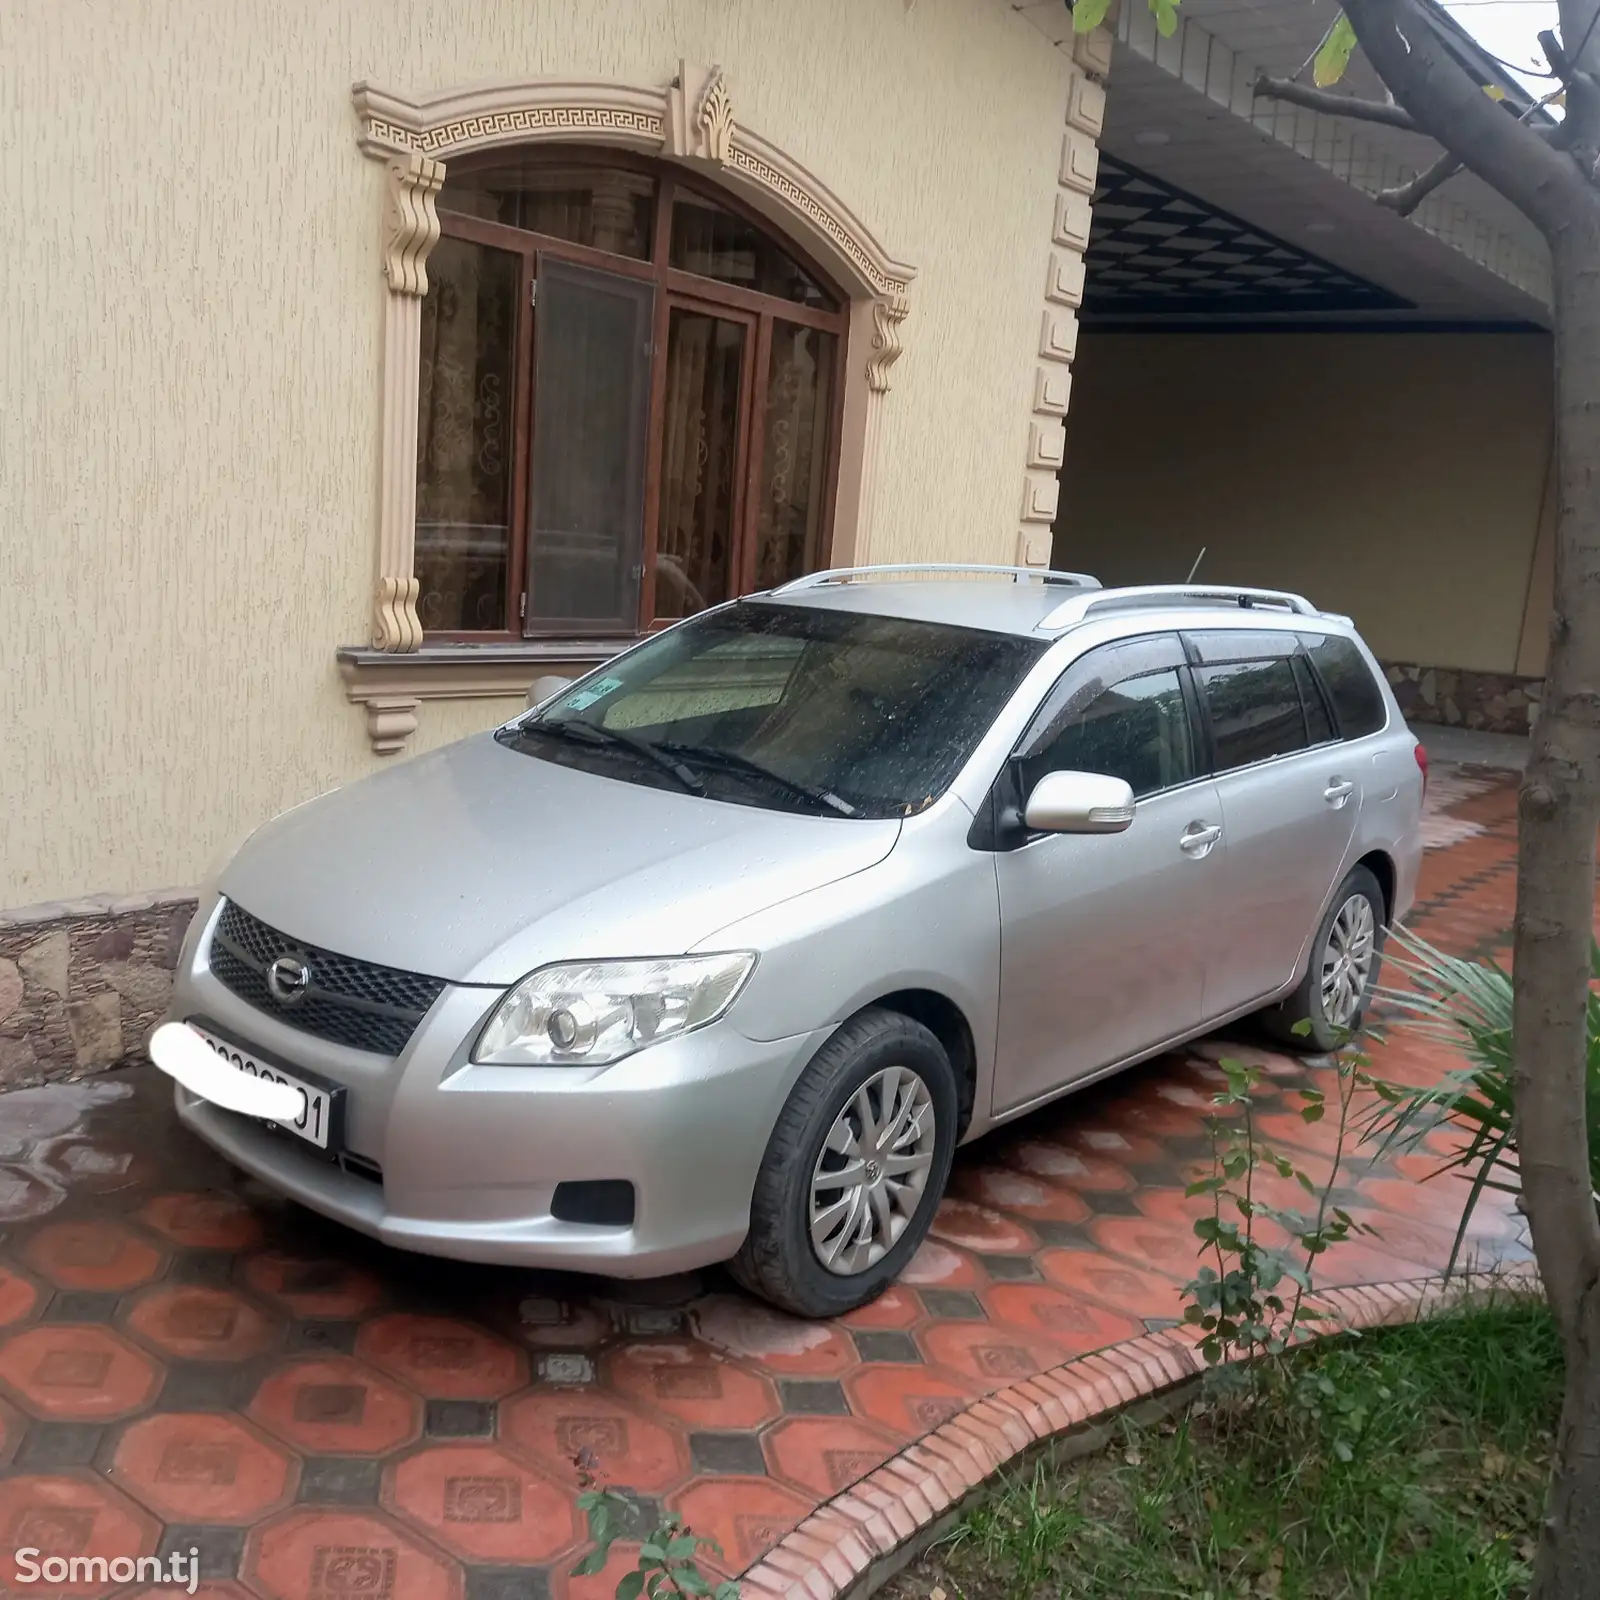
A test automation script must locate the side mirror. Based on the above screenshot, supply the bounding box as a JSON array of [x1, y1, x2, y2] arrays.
[[1023, 770, 1136, 834]]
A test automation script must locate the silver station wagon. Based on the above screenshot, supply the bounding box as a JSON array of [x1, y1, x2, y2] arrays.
[[167, 566, 1425, 1317]]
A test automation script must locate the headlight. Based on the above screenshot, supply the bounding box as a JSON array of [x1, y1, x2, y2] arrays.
[[472, 953, 757, 1068]]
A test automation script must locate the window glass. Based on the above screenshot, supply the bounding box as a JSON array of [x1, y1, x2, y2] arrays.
[[654, 308, 749, 621], [1293, 653, 1336, 744], [1306, 633, 1388, 738], [500, 602, 1044, 819], [415, 236, 520, 631], [755, 323, 837, 589], [670, 194, 837, 308], [1019, 668, 1195, 800], [1200, 659, 1308, 771], [605, 634, 804, 730], [422, 154, 850, 639], [442, 162, 654, 258], [525, 259, 654, 630]]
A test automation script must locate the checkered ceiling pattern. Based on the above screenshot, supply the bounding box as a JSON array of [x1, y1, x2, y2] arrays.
[[1083, 154, 1410, 320]]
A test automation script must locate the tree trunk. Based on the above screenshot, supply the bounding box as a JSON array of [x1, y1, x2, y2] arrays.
[[1515, 211, 1600, 1598], [1539, 1282, 1600, 1592]]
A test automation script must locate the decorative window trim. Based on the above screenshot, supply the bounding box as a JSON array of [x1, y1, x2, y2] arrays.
[[346, 66, 918, 754]]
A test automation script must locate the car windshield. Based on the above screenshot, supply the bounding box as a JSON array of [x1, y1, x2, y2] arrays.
[[498, 600, 1046, 819]]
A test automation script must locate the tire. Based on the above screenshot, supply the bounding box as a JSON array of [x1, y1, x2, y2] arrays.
[[730, 1006, 958, 1318], [1262, 864, 1387, 1053]]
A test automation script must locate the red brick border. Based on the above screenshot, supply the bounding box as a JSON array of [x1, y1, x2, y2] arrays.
[[736, 1265, 1544, 1600]]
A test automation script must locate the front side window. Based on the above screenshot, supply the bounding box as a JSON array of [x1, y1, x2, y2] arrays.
[[1018, 668, 1195, 800], [496, 602, 1045, 819], [1200, 658, 1308, 771], [415, 152, 847, 640]]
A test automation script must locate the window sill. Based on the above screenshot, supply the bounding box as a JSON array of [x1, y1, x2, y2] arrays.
[[337, 639, 631, 754]]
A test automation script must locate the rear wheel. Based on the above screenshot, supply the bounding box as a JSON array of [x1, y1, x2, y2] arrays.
[[730, 1007, 957, 1317], [1262, 864, 1386, 1053]]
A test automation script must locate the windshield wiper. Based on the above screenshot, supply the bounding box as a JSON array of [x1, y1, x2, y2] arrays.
[[504, 718, 706, 796], [657, 743, 856, 816]]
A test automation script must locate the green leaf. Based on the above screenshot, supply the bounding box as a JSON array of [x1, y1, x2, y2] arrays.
[[1074, 0, 1115, 31], [1301, 1103, 1326, 1124], [618, 1572, 647, 1600], [1313, 14, 1358, 88], [714, 1584, 742, 1600], [1150, 0, 1181, 38], [677, 1569, 712, 1596], [640, 1544, 667, 1562], [666, 1537, 700, 1560], [571, 1551, 610, 1577]]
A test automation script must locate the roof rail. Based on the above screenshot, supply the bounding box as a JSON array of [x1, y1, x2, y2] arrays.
[[773, 563, 1101, 594], [1038, 583, 1320, 632]]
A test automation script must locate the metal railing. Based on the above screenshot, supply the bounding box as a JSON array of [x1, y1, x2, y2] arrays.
[[1038, 583, 1321, 631], [772, 563, 1101, 593]]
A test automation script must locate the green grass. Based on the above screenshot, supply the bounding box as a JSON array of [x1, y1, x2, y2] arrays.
[[887, 1299, 1562, 1600]]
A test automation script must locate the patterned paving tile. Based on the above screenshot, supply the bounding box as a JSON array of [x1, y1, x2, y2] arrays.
[[382, 1441, 579, 1564], [0, 763, 1563, 1592]]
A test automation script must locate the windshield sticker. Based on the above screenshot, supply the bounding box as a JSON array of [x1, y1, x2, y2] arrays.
[[562, 676, 624, 712]]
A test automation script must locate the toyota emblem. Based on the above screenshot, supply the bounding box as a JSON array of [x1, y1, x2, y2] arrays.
[[266, 953, 312, 1007]]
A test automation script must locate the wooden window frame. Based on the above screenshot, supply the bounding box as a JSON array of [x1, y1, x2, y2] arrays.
[[420, 147, 850, 644]]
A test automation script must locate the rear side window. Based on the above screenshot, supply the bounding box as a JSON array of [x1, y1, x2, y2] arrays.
[[1292, 654, 1336, 744], [1306, 634, 1387, 738], [1198, 658, 1307, 771]]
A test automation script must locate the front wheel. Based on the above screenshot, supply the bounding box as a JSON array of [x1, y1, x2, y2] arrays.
[[1262, 864, 1386, 1053], [730, 1007, 957, 1318]]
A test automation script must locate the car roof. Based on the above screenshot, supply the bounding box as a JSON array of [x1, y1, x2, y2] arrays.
[[749, 578, 1076, 637], [746, 568, 1354, 642]]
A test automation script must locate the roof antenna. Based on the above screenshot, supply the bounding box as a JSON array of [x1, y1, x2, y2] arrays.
[[1185, 546, 1207, 583]]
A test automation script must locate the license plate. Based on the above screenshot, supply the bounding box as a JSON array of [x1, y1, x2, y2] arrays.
[[191, 1027, 343, 1152]]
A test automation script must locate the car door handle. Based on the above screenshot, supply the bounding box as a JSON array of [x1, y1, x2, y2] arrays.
[[1179, 822, 1222, 858], [1324, 778, 1355, 806]]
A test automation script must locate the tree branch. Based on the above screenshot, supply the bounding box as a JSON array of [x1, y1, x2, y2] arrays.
[[1252, 74, 1418, 131], [1375, 151, 1463, 214], [1372, 99, 1573, 215], [1342, 0, 1594, 237]]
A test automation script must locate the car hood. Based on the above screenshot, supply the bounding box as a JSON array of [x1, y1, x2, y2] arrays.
[[218, 733, 901, 986]]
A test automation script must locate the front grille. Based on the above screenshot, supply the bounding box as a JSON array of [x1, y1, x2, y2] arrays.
[[208, 900, 447, 1057]]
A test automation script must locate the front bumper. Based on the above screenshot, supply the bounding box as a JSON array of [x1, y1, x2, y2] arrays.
[[167, 901, 826, 1276]]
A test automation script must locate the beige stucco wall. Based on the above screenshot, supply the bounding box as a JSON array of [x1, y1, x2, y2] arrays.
[[2, 0, 1075, 907], [1056, 331, 1554, 674]]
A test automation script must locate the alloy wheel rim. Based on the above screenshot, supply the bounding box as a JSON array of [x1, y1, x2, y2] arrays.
[[809, 1066, 937, 1277], [1320, 893, 1377, 1029]]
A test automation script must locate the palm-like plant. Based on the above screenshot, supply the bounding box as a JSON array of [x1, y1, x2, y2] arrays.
[[1364, 928, 1600, 1276]]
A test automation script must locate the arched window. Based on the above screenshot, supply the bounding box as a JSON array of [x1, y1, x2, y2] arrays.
[[414, 149, 848, 639]]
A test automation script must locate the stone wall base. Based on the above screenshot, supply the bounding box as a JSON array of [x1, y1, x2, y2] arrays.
[[0, 890, 198, 1092], [1382, 661, 1542, 736]]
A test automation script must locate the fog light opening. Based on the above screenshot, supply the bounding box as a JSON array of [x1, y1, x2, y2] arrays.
[[550, 1180, 636, 1228]]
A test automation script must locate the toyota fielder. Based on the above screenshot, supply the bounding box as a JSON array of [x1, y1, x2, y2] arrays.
[[164, 566, 1425, 1317]]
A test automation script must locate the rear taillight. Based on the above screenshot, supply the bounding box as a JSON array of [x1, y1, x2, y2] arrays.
[[1413, 739, 1429, 798]]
